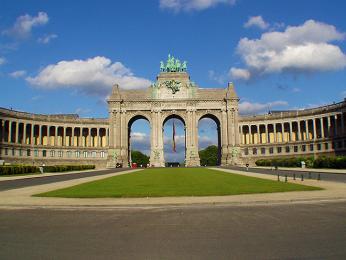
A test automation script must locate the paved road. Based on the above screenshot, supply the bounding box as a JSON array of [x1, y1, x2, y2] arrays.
[[224, 166, 346, 183], [0, 201, 345, 259], [0, 168, 134, 191]]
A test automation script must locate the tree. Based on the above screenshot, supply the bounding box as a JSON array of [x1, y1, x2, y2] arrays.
[[199, 145, 219, 166], [131, 150, 150, 166]]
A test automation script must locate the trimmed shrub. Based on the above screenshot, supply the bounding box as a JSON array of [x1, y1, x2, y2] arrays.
[[43, 165, 95, 173], [0, 166, 39, 175], [256, 156, 346, 169]]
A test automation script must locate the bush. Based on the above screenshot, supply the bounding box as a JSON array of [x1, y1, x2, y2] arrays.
[[256, 156, 346, 169], [0, 166, 39, 175]]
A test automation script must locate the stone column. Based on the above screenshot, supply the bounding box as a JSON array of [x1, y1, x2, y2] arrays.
[[305, 120, 309, 140], [327, 116, 331, 137], [289, 121, 293, 142], [54, 127, 58, 146], [71, 127, 75, 147], [265, 124, 268, 143], [23, 123, 27, 144], [15, 121, 19, 144], [47, 126, 50, 146], [38, 124, 42, 145], [334, 114, 338, 136], [273, 123, 277, 143], [150, 109, 164, 167], [281, 123, 284, 142], [320, 117, 324, 139], [313, 118, 317, 140], [297, 121, 301, 141], [256, 125, 260, 144], [8, 121, 12, 143], [249, 125, 252, 144], [185, 109, 200, 167], [31, 124, 34, 145]]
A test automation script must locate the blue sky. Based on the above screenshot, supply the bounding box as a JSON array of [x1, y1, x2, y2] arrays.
[[1, 0, 346, 161]]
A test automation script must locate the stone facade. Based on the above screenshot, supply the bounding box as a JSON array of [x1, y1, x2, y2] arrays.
[[1, 68, 346, 168]]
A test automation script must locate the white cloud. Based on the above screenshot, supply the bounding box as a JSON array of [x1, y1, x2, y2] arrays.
[[229, 67, 250, 80], [38, 34, 57, 44], [26, 56, 152, 97], [160, 0, 236, 12], [239, 100, 288, 115], [208, 70, 226, 84], [9, 70, 26, 78], [234, 20, 346, 80], [3, 12, 49, 38], [244, 16, 269, 30], [292, 87, 301, 93], [0, 57, 6, 65]]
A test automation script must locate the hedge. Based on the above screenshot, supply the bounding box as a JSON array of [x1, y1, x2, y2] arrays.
[[0, 166, 39, 175], [0, 165, 95, 175], [255, 156, 346, 169], [43, 165, 95, 172]]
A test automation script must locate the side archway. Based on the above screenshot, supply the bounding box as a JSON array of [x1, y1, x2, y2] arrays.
[[198, 113, 222, 166]]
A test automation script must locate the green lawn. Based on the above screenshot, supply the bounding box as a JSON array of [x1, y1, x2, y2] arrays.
[[35, 168, 322, 198]]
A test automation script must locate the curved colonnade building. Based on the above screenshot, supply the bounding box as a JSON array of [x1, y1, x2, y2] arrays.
[[1, 98, 346, 168]]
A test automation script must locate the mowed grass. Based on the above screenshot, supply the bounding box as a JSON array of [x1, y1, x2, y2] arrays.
[[35, 168, 322, 198]]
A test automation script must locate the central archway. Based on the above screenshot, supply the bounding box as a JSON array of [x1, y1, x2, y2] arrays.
[[163, 114, 186, 167]]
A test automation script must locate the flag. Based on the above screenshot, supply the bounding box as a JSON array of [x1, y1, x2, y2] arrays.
[[172, 119, 176, 152]]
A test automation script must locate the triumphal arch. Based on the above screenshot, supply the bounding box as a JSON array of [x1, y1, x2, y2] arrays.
[[107, 55, 240, 167]]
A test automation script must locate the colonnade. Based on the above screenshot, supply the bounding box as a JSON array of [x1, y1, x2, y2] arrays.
[[0, 120, 109, 148], [239, 113, 345, 145]]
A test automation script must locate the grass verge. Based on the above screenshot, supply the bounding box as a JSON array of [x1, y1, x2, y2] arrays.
[[35, 168, 322, 198]]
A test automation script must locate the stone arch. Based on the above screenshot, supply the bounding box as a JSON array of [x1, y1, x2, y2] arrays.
[[162, 113, 186, 126], [127, 113, 152, 167], [198, 113, 222, 165]]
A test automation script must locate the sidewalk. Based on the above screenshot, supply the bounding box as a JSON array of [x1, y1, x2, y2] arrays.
[[0, 168, 108, 182], [0, 167, 345, 209], [254, 166, 346, 174]]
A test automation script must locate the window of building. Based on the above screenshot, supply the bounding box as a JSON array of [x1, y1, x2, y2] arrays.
[[310, 144, 314, 151], [67, 151, 72, 158], [27, 149, 31, 156], [50, 150, 55, 157], [42, 150, 47, 157], [58, 151, 63, 157], [244, 148, 248, 156], [252, 148, 257, 155], [285, 146, 290, 153], [100, 151, 105, 158], [91, 151, 96, 158], [83, 151, 88, 158], [34, 150, 39, 157], [301, 145, 306, 152], [338, 141, 342, 149], [11, 148, 15, 156], [317, 144, 321, 151], [5, 148, 8, 156], [19, 149, 22, 156], [75, 151, 80, 158], [325, 143, 329, 150], [261, 148, 266, 155], [277, 147, 282, 153], [269, 147, 274, 154], [332, 142, 335, 149], [294, 146, 298, 152]]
